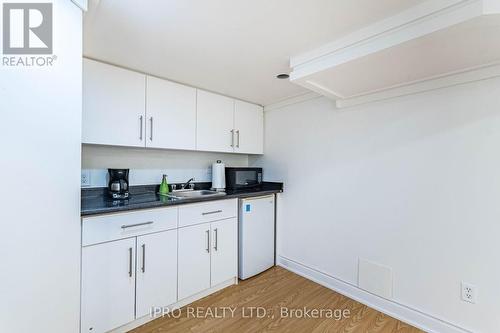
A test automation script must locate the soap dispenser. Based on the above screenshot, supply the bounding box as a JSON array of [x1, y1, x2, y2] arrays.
[[159, 174, 170, 195]]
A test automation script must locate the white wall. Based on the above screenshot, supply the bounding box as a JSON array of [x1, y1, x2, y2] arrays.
[[82, 144, 249, 187], [251, 77, 500, 333], [0, 1, 83, 332]]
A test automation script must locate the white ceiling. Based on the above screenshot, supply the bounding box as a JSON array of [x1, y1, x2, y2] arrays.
[[83, 0, 424, 106], [307, 16, 500, 99]]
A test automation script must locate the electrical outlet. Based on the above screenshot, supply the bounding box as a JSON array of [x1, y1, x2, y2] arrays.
[[461, 282, 477, 304], [81, 170, 91, 187]]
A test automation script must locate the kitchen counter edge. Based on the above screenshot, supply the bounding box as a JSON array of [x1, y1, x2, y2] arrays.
[[81, 183, 283, 217]]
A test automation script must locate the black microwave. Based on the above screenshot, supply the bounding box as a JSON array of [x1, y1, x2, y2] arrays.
[[225, 167, 263, 190]]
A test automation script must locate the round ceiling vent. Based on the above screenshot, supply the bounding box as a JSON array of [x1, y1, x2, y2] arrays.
[[276, 73, 290, 79]]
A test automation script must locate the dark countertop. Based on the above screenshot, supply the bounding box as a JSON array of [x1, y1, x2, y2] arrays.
[[81, 182, 283, 217]]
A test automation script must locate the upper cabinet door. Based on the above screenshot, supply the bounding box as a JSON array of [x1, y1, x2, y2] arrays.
[[83, 59, 146, 147], [196, 90, 235, 153], [145, 77, 196, 150], [234, 100, 264, 154]]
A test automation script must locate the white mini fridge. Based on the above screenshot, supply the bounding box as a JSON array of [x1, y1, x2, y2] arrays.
[[238, 195, 275, 280]]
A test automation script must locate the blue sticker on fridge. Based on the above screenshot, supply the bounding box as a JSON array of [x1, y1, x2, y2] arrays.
[[245, 204, 251, 212]]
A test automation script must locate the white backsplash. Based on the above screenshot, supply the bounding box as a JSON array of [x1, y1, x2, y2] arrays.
[[82, 144, 249, 188], [82, 168, 214, 187]]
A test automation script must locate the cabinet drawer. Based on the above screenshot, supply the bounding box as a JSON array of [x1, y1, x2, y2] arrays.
[[178, 199, 237, 227], [82, 207, 178, 246]]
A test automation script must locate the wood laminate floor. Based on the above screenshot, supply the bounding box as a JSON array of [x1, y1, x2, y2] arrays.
[[131, 266, 423, 333]]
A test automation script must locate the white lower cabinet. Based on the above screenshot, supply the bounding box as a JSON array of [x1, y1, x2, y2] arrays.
[[210, 218, 238, 286], [178, 217, 237, 300], [81, 238, 136, 333], [178, 223, 212, 299], [81, 200, 238, 333], [81, 231, 178, 333], [136, 230, 178, 318]]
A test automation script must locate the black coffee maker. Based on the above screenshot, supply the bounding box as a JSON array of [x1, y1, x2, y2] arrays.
[[108, 169, 129, 199]]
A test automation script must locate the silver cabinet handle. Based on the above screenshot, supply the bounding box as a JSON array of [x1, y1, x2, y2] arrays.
[[206, 230, 210, 253], [139, 115, 143, 140], [149, 117, 153, 141], [230, 129, 234, 147], [141, 244, 146, 273], [202, 210, 222, 216], [121, 221, 154, 229], [128, 247, 133, 277], [236, 130, 240, 148], [213, 228, 218, 251]]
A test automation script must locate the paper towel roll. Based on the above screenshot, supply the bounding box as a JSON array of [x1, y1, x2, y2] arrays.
[[212, 160, 226, 191]]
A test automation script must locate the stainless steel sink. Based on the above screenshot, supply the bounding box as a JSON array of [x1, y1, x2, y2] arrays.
[[167, 190, 226, 199]]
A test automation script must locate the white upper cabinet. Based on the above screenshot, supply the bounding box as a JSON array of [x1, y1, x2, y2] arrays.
[[196, 90, 264, 154], [83, 59, 264, 154], [196, 90, 235, 153], [83, 59, 146, 147], [234, 100, 264, 154], [145, 76, 196, 150]]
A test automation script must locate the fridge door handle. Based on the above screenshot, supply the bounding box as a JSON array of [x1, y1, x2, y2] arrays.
[[241, 194, 275, 202]]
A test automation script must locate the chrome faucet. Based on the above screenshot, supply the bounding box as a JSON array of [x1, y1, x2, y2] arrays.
[[181, 178, 195, 190]]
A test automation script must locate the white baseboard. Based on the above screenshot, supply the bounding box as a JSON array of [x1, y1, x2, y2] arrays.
[[277, 256, 472, 333], [109, 277, 238, 333]]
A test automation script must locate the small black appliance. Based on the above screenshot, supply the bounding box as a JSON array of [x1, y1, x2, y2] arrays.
[[108, 168, 129, 199], [225, 167, 262, 190]]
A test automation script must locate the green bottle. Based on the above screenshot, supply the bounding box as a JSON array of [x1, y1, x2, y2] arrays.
[[159, 174, 170, 195]]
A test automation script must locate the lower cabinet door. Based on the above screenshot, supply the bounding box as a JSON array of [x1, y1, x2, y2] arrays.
[[178, 223, 211, 300], [210, 218, 238, 286], [136, 230, 178, 318], [81, 238, 136, 333]]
